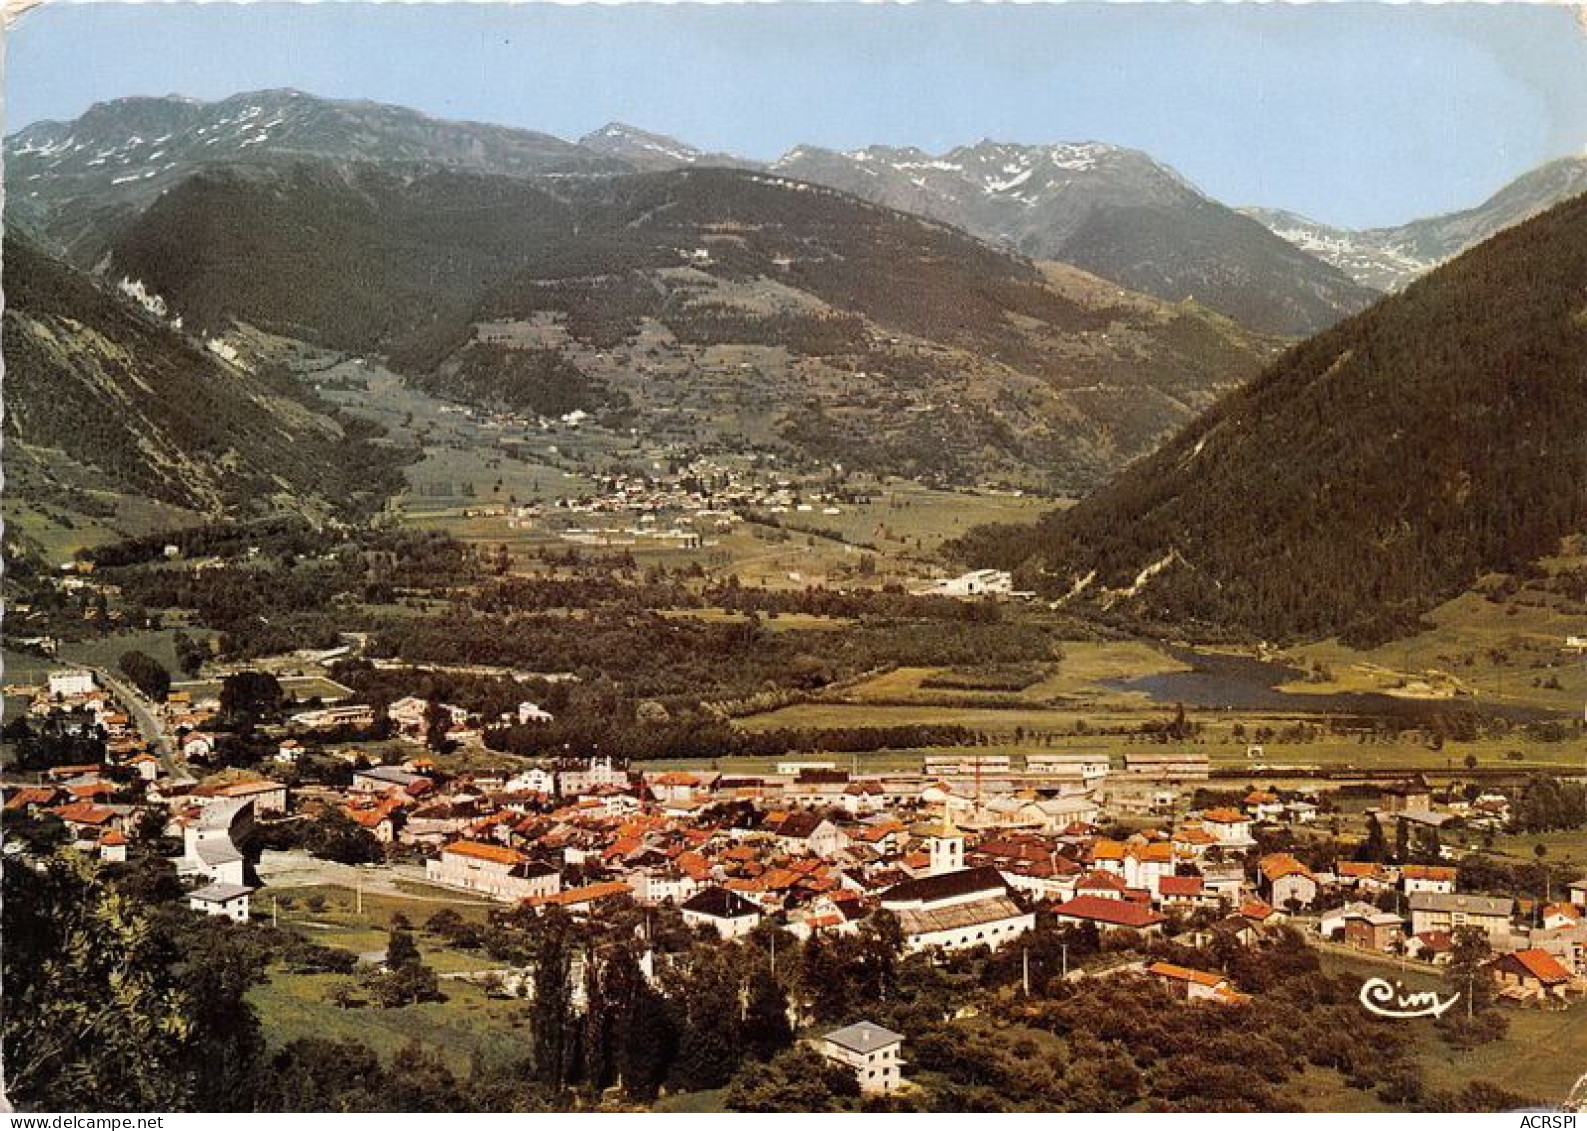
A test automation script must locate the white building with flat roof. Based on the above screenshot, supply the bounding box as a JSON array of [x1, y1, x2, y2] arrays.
[[48, 670, 97, 698], [915, 569, 1013, 598]]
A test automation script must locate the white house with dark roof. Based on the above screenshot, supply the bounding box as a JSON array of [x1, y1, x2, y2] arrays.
[[188, 881, 253, 922], [681, 885, 763, 939], [880, 865, 1034, 953], [770, 811, 846, 859], [816, 1021, 905, 1094], [353, 764, 430, 795]]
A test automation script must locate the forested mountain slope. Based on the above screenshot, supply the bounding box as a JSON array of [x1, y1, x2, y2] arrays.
[[102, 161, 1277, 488], [950, 191, 1587, 644], [3, 233, 406, 521]]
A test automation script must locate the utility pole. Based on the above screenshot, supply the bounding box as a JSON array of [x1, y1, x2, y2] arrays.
[[1022, 946, 1030, 997], [1061, 942, 1069, 982]]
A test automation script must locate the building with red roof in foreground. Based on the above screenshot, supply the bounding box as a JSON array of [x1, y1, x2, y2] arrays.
[[1050, 894, 1166, 935], [424, 838, 561, 902], [1493, 948, 1579, 1006], [1146, 962, 1251, 1005]]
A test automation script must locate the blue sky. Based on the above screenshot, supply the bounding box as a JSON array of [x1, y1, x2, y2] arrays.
[[8, 2, 1586, 229]]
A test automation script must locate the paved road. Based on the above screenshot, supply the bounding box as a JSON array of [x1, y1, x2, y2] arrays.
[[256, 849, 493, 904], [91, 665, 178, 774]]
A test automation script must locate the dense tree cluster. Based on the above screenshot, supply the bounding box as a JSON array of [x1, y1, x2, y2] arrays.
[[1511, 773, 1587, 834], [415, 342, 622, 419], [3, 851, 265, 1110], [118, 648, 172, 700]]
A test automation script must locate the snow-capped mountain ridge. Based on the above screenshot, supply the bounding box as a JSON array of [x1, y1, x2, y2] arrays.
[[578, 121, 750, 172], [1243, 154, 1587, 291], [7, 90, 1371, 335], [770, 138, 1371, 334]]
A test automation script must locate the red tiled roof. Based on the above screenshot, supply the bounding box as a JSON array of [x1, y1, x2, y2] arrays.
[[528, 881, 633, 908], [1131, 842, 1175, 863], [652, 772, 699, 787], [346, 802, 401, 829], [676, 851, 712, 880], [1259, 853, 1314, 883], [50, 801, 116, 826], [1506, 948, 1572, 986], [1203, 808, 1247, 824], [442, 839, 527, 866], [1148, 961, 1226, 988], [1077, 870, 1129, 892], [1053, 894, 1166, 929], [1338, 861, 1387, 879]]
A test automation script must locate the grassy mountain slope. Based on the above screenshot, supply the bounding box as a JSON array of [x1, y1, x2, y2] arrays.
[[950, 191, 1587, 644], [104, 161, 1278, 489]]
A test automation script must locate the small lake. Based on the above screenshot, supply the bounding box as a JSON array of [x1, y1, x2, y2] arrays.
[[1110, 647, 1557, 723]]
